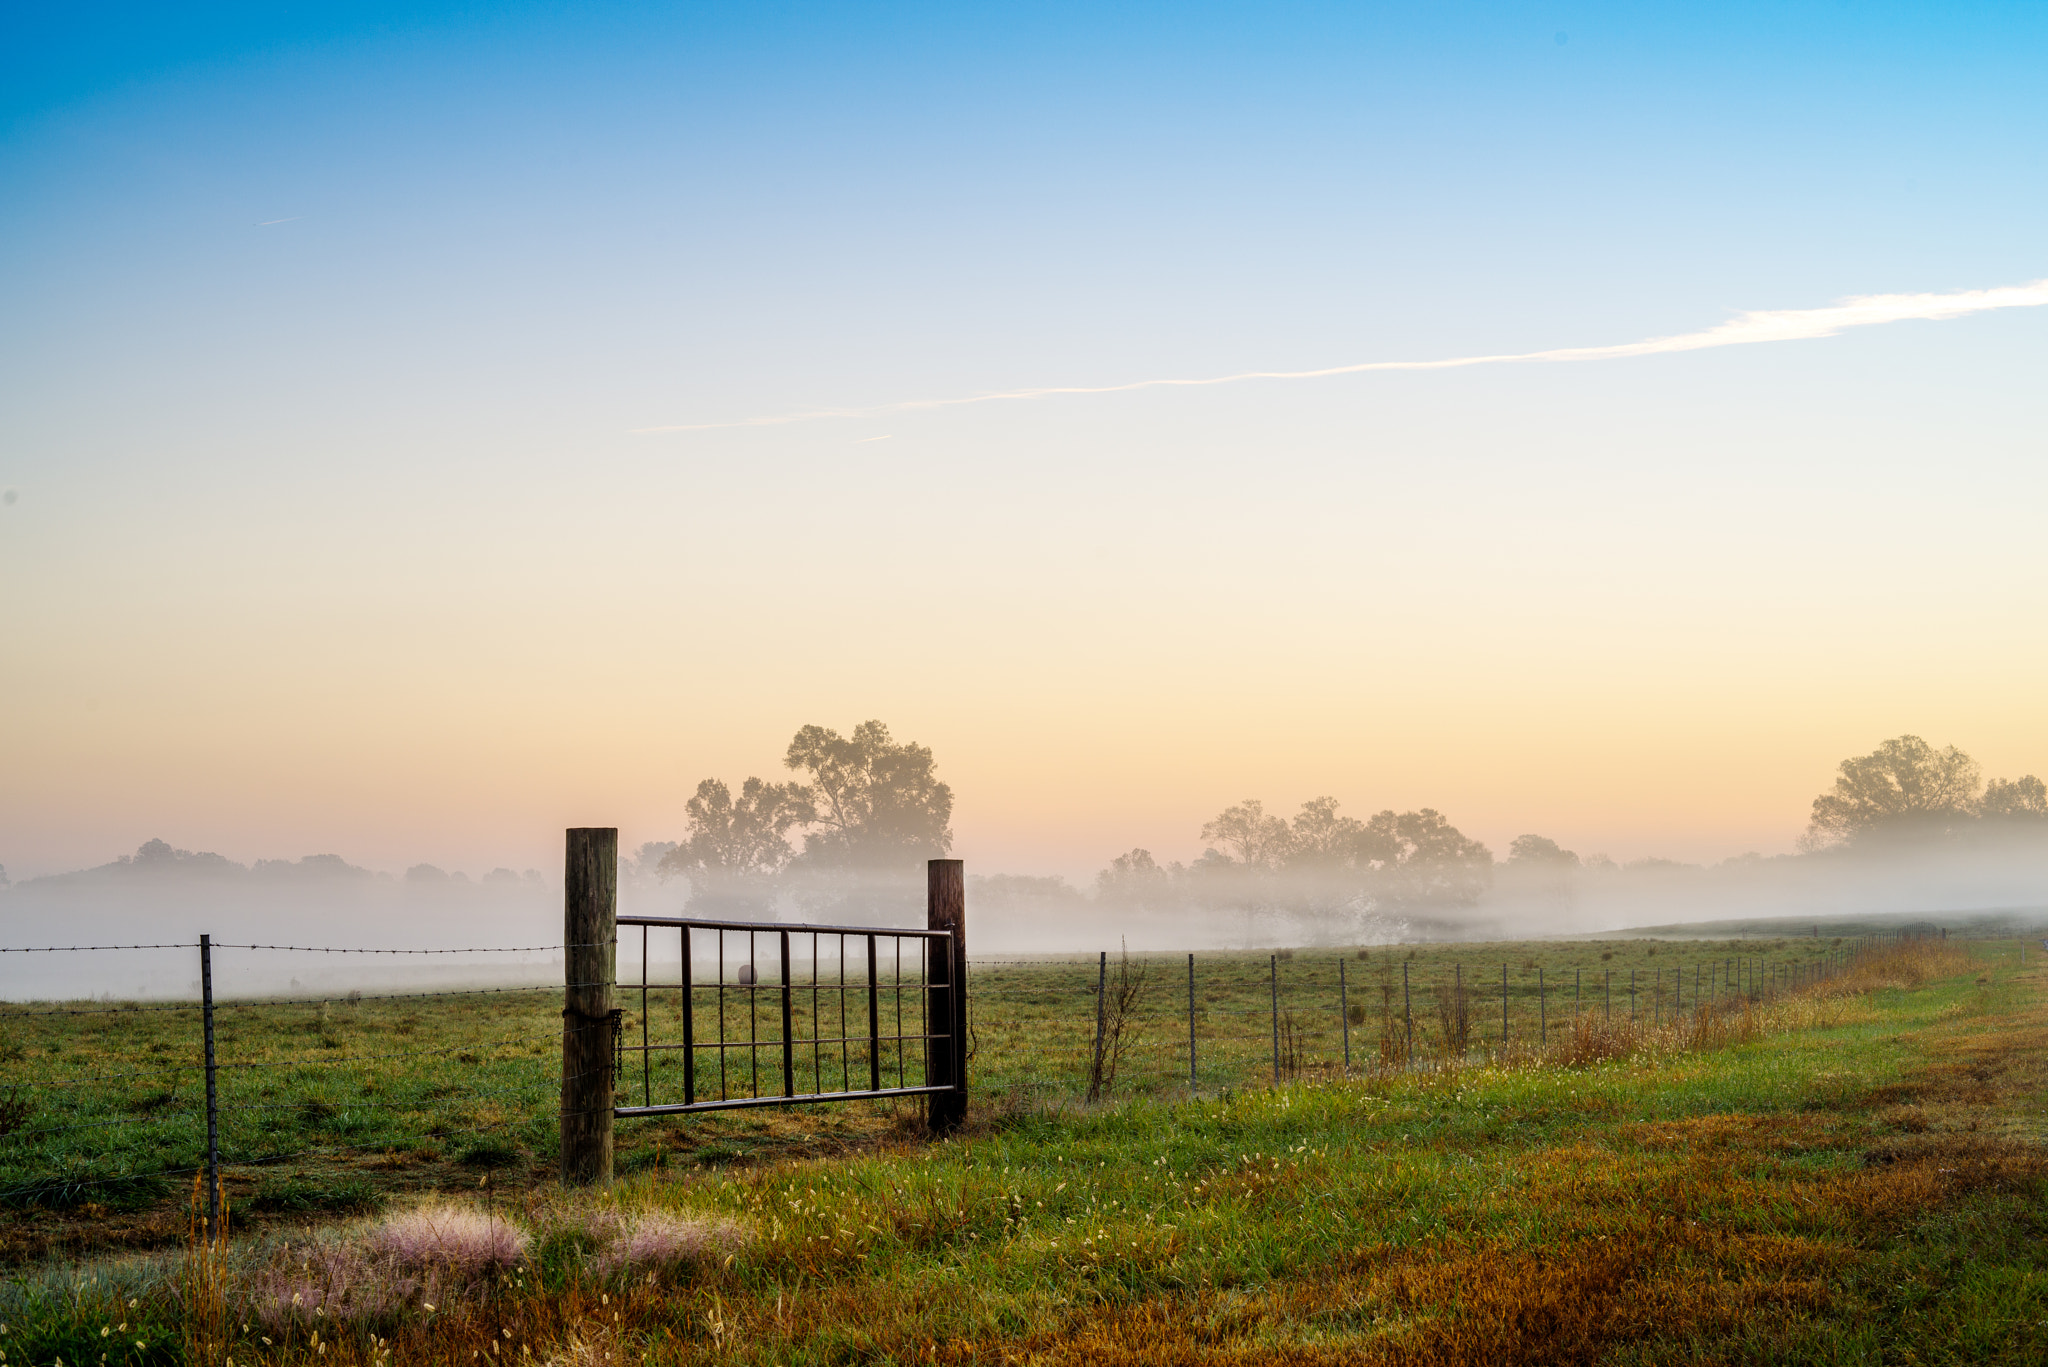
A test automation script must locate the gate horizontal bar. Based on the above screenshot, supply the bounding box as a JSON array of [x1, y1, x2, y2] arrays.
[[625, 1032, 945, 1052], [618, 915, 952, 939], [614, 1083, 954, 1117]]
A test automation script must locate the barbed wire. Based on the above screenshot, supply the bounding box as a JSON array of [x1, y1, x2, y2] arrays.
[[0, 943, 200, 953], [217, 943, 595, 955], [0, 1033, 559, 1092], [0, 982, 601, 1017]]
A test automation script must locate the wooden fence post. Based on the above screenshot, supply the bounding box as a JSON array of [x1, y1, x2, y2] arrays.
[[926, 859, 968, 1134], [561, 827, 617, 1186]]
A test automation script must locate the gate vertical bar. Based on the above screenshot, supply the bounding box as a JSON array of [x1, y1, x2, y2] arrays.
[[866, 936, 881, 1093], [681, 927, 695, 1105], [640, 925, 651, 1107], [1187, 953, 1197, 1090], [779, 930, 795, 1099], [561, 827, 617, 1187], [926, 859, 968, 1134], [1539, 967, 1546, 1049], [200, 934, 220, 1238], [1501, 963, 1509, 1048], [1339, 958, 1351, 1072]]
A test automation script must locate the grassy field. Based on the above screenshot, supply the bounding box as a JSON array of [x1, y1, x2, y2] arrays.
[[3, 936, 2042, 1363], [1, 937, 1856, 1246]]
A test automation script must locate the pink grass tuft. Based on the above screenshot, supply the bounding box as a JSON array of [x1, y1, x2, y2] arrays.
[[596, 1210, 746, 1275], [364, 1203, 531, 1276]]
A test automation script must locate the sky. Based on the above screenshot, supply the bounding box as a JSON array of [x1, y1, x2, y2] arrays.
[[3, 1, 2046, 884]]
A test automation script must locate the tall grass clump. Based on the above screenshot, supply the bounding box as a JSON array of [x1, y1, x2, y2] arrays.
[[180, 1177, 230, 1366]]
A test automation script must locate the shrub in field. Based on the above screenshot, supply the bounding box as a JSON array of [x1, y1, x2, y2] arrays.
[[1434, 973, 1472, 1058], [1552, 1013, 1637, 1067]]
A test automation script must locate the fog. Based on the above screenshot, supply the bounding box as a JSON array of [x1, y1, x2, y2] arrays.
[[7, 830, 2047, 1002]]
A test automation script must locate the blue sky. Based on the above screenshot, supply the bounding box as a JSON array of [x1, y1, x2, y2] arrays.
[[3, 2, 2046, 880]]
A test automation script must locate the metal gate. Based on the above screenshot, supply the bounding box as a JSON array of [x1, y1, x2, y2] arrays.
[[612, 915, 961, 1116]]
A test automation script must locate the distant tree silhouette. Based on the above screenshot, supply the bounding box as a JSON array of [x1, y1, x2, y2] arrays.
[[783, 720, 953, 869], [659, 777, 814, 915], [1804, 736, 1982, 847], [1285, 797, 1368, 867], [1365, 808, 1493, 909], [1199, 800, 1293, 870], [1980, 774, 2048, 820], [1507, 834, 1579, 867], [1096, 849, 1173, 907]]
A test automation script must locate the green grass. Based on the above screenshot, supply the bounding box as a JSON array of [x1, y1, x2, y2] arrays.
[[0, 935, 1859, 1236], [4, 938, 2042, 1364]]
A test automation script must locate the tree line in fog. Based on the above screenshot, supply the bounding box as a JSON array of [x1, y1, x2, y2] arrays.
[[8, 726, 2040, 928]]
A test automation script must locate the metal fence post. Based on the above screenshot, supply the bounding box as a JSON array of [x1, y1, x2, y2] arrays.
[[199, 934, 220, 1237], [1501, 963, 1508, 1048], [1269, 954, 1280, 1083], [1538, 967, 1546, 1049], [1402, 959, 1413, 1065], [1187, 953, 1197, 1091], [1339, 958, 1351, 1073], [1088, 950, 1108, 1102]]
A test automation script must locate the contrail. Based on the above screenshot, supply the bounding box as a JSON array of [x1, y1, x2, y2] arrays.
[[634, 278, 2048, 434]]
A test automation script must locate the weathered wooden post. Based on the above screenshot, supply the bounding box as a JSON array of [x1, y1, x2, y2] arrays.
[[561, 827, 617, 1186], [926, 859, 968, 1134]]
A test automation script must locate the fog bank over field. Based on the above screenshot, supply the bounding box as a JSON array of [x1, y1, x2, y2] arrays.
[[7, 731, 2046, 998], [5, 831, 2047, 1002], [0, 840, 689, 1002]]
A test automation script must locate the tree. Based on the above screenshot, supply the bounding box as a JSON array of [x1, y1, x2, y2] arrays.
[[658, 777, 815, 914], [1980, 775, 2048, 820], [1507, 834, 1579, 867], [1199, 799, 1293, 869], [1286, 797, 1368, 867], [1805, 736, 1982, 847], [1096, 848, 1172, 906], [1364, 808, 1493, 908], [783, 720, 953, 869]]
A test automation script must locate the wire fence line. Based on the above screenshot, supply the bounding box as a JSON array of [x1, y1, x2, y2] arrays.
[[0, 927, 1918, 1216]]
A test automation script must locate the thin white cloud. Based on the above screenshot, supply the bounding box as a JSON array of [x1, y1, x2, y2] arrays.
[[256, 217, 302, 227], [634, 278, 2048, 434]]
